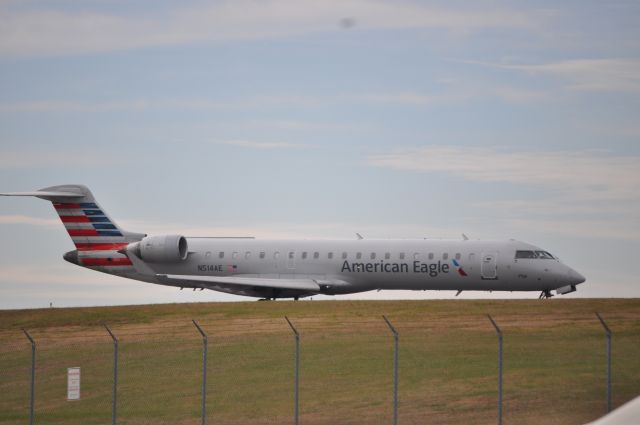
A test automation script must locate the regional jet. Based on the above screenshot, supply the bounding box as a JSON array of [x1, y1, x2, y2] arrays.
[[1, 185, 585, 300]]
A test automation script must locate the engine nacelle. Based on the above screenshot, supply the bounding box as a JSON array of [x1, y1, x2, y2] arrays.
[[134, 235, 188, 263]]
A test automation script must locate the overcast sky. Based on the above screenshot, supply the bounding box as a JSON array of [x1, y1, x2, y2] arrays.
[[1, 0, 639, 309]]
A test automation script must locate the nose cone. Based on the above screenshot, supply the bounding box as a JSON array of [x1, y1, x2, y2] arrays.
[[568, 268, 586, 285], [63, 249, 79, 265]]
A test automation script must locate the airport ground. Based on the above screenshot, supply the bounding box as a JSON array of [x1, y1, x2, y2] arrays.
[[0, 298, 639, 425]]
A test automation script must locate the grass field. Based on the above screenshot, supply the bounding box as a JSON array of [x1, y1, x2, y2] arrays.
[[0, 299, 639, 425]]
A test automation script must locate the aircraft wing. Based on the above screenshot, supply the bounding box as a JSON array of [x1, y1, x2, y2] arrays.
[[157, 274, 322, 292]]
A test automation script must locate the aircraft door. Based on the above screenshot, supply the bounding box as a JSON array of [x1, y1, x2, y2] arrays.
[[468, 253, 476, 272], [481, 252, 498, 280]]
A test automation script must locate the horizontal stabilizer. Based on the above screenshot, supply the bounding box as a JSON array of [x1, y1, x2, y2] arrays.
[[157, 274, 322, 292], [0, 190, 84, 201]]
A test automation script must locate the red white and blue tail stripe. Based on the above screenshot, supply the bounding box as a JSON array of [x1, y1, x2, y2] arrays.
[[1, 184, 144, 270], [53, 202, 128, 247]]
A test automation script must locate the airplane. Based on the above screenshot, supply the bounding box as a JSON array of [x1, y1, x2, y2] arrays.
[[1, 184, 585, 300], [585, 395, 640, 425]]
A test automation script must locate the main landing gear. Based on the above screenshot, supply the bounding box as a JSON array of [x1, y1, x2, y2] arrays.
[[257, 296, 300, 301], [538, 289, 554, 299]]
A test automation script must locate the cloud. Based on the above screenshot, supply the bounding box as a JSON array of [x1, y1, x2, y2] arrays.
[[473, 199, 636, 218], [512, 59, 640, 92], [0, 214, 58, 227], [0, 100, 148, 113], [245, 118, 366, 133], [119, 219, 464, 240], [0, 264, 116, 286], [219, 140, 307, 149], [505, 217, 640, 241], [0, 96, 327, 113], [471, 198, 640, 241], [0, 99, 225, 113], [368, 146, 639, 201], [352, 83, 548, 106], [0, 150, 124, 168], [360, 93, 434, 105], [0, 86, 547, 115], [0, 93, 418, 113], [0, 1, 540, 57], [467, 58, 640, 93], [0, 94, 426, 114], [368, 146, 640, 240]]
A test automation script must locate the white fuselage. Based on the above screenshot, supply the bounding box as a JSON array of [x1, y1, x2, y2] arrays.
[[94, 237, 585, 299]]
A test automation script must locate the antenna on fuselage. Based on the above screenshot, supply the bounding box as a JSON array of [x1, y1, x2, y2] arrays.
[[462, 233, 469, 241], [356, 233, 364, 240]]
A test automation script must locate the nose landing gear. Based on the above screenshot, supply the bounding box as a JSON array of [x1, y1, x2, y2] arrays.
[[538, 289, 554, 299]]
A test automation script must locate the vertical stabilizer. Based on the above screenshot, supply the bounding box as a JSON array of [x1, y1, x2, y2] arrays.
[[1, 184, 145, 251]]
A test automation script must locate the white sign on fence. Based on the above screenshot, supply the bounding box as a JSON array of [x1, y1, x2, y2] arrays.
[[67, 367, 80, 400]]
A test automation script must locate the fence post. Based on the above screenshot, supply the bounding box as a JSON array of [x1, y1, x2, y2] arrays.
[[487, 315, 503, 425], [22, 329, 35, 425], [193, 320, 208, 425], [285, 317, 300, 425], [596, 313, 612, 413], [382, 315, 398, 425], [104, 325, 118, 425]]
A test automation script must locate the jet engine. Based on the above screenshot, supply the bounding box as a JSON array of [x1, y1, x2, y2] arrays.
[[132, 235, 189, 263]]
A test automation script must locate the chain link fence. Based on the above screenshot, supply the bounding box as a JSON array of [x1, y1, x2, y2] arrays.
[[1, 311, 639, 425]]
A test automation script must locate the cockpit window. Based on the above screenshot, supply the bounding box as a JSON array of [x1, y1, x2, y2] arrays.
[[536, 251, 555, 259], [515, 250, 556, 259], [515, 250, 537, 259]]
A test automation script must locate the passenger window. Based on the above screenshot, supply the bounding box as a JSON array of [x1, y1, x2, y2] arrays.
[[274, 251, 280, 259], [328, 252, 334, 259], [289, 252, 295, 259], [342, 252, 348, 259], [413, 252, 420, 260], [443, 253, 449, 260], [245, 251, 251, 260], [455, 253, 461, 260], [370, 252, 376, 260], [385, 252, 390, 260], [399, 252, 405, 260], [232, 252, 238, 259], [428, 253, 434, 260], [218, 251, 224, 259], [302, 252, 308, 259], [205, 251, 211, 257], [314, 252, 319, 259], [356, 252, 362, 259], [259, 251, 265, 259]]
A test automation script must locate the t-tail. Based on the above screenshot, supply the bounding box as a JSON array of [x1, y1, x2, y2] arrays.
[[0, 184, 145, 268]]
